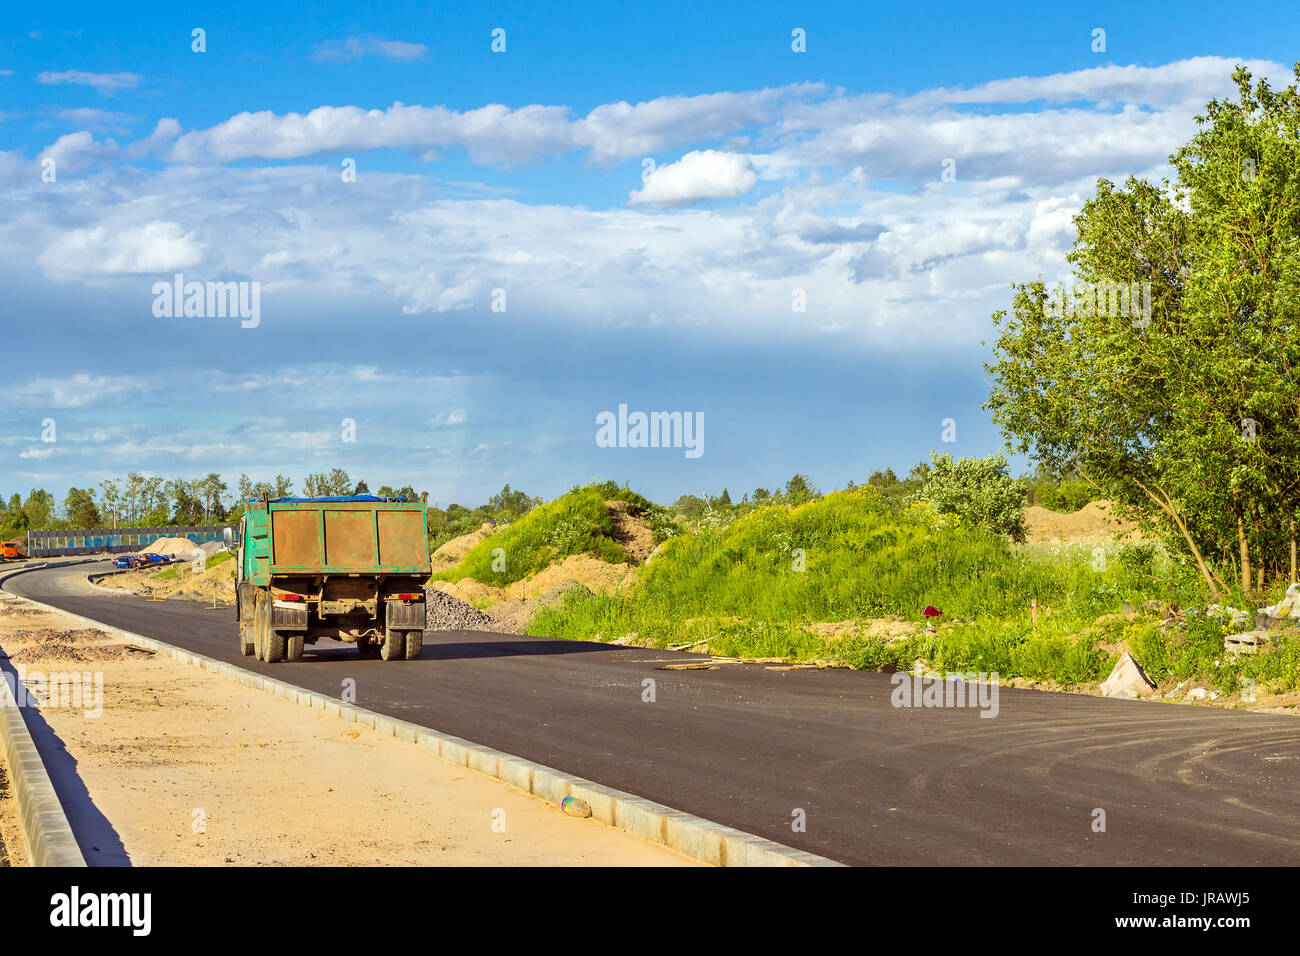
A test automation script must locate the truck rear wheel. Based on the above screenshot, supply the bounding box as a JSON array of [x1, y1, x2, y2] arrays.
[[404, 630, 423, 660], [262, 629, 285, 663], [379, 629, 405, 661], [286, 634, 304, 662], [356, 637, 378, 659]]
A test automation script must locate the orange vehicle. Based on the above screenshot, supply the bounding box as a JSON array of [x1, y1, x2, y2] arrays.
[[1, 541, 21, 560]]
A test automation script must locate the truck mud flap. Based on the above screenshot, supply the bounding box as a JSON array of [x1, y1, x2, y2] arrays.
[[385, 601, 426, 629], [271, 601, 309, 630]]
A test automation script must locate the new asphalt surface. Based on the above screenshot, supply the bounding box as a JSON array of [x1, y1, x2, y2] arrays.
[[6, 560, 1300, 865]]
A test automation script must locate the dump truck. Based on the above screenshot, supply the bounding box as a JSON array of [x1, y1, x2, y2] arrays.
[[1, 541, 22, 560], [229, 495, 431, 662]]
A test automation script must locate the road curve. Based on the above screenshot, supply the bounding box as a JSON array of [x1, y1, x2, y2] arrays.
[[7, 561, 1300, 866]]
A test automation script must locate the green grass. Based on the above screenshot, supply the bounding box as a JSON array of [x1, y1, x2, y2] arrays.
[[526, 486, 1300, 693], [206, 550, 233, 569], [433, 482, 651, 586]]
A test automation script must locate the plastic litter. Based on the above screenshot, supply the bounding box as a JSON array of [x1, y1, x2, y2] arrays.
[[561, 796, 592, 818]]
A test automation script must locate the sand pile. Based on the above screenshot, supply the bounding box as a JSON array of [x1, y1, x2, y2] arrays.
[[433, 553, 637, 606], [137, 536, 206, 561], [1025, 500, 1140, 544], [485, 581, 594, 633]]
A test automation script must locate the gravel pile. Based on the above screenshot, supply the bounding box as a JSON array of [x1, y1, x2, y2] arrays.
[[4, 627, 128, 663], [8, 643, 129, 663], [423, 585, 508, 632], [0, 606, 42, 617]]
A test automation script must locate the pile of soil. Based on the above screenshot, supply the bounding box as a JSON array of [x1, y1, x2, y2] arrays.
[[1025, 500, 1140, 544], [606, 500, 656, 563], [485, 581, 594, 633]]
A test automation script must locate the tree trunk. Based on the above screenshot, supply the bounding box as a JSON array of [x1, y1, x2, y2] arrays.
[[1238, 513, 1251, 593], [1291, 516, 1296, 583]]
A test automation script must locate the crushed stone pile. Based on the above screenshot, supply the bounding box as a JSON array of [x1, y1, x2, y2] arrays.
[[423, 586, 509, 632]]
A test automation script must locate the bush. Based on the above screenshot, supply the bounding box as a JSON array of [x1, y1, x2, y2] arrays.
[[919, 452, 1029, 542]]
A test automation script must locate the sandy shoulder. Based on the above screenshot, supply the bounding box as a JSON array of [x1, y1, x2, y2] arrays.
[[0, 596, 696, 867]]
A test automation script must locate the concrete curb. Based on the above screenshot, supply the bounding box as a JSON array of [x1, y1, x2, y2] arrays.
[[1, 565, 842, 867], [0, 562, 91, 866]]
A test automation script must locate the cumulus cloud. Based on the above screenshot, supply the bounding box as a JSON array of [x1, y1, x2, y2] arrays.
[[165, 102, 575, 166], [38, 219, 205, 277], [37, 70, 142, 95], [629, 149, 757, 206], [38, 131, 118, 175], [4, 56, 1289, 354], [158, 86, 814, 167], [313, 35, 429, 62], [126, 117, 182, 158]]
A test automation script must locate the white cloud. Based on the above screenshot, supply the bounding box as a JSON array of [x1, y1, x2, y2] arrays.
[[18, 447, 54, 459], [158, 85, 815, 167], [126, 117, 181, 158], [37, 70, 142, 95], [629, 149, 757, 206], [431, 409, 467, 427], [165, 102, 575, 166], [9, 373, 149, 409], [38, 219, 205, 277], [313, 35, 428, 62], [3, 56, 1289, 354], [38, 130, 119, 175]]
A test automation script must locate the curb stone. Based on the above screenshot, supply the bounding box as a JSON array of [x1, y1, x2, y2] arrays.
[[0, 562, 95, 866], [0, 564, 843, 868]]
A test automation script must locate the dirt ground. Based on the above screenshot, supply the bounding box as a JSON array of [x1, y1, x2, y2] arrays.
[[1025, 500, 1140, 543], [0, 596, 696, 867], [0, 762, 24, 867]]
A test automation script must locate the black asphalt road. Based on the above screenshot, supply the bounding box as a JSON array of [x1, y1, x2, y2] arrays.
[[7, 561, 1300, 865]]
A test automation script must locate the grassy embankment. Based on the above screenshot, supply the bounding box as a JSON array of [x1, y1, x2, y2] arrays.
[[432, 482, 675, 587], [520, 486, 1300, 696]]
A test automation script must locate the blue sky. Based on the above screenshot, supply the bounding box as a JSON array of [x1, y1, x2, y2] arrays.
[[2, 1, 1298, 508]]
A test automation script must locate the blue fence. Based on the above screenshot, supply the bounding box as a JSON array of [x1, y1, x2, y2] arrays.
[[26, 526, 227, 558]]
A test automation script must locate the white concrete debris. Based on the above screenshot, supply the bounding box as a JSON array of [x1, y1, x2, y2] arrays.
[[1259, 583, 1300, 620], [1100, 652, 1156, 699]]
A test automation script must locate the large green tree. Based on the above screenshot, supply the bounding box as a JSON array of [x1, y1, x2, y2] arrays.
[[987, 64, 1300, 594]]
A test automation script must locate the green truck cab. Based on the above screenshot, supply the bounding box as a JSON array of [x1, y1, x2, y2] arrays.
[[230, 495, 431, 662]]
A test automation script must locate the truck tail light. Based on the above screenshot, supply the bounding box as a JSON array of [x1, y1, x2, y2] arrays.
[[396, 593, 421, 601], [279, 593, 302, 601]]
